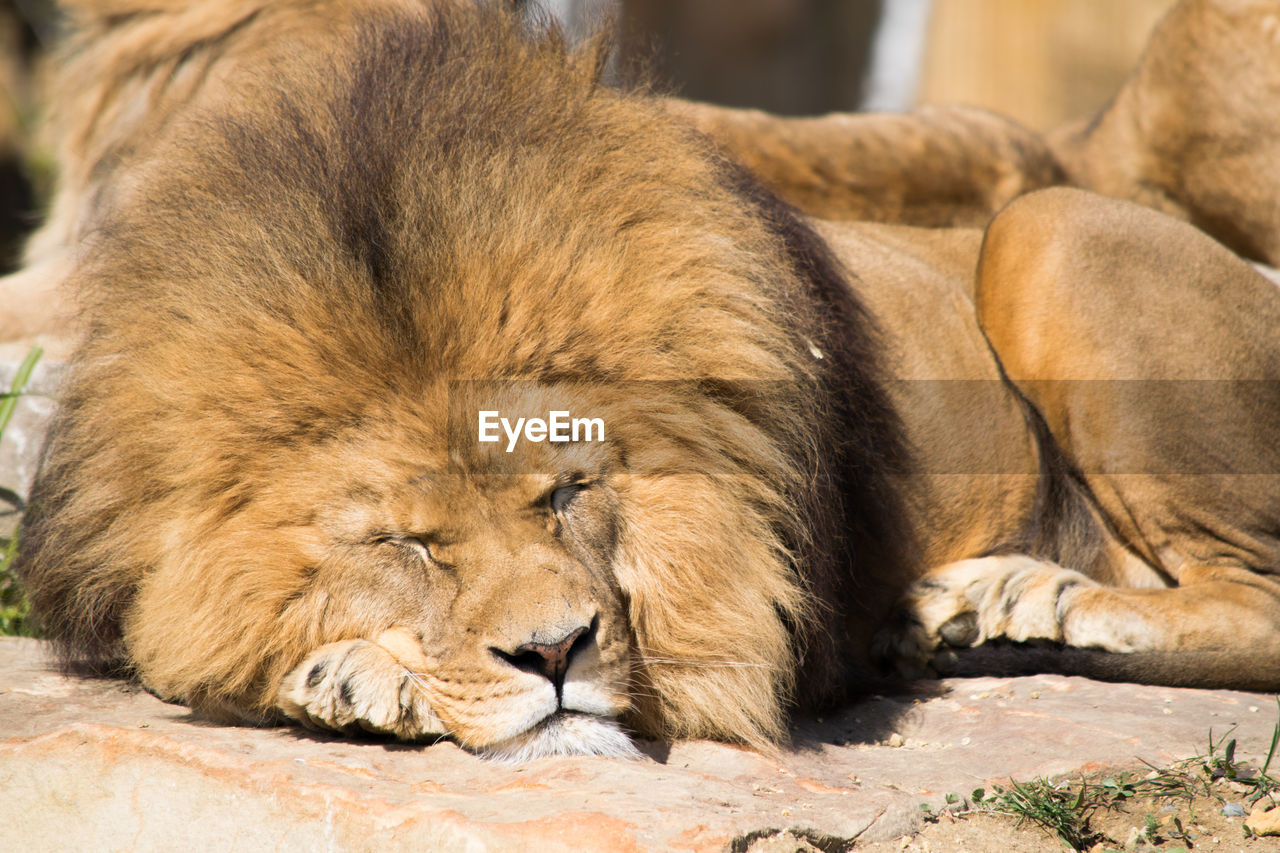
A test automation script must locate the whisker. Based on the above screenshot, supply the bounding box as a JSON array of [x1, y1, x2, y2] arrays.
[[630, 644, 771, 668], [630, 656, 770, 669], [402, 670, 435, 696], [623, 688, 663, 702]]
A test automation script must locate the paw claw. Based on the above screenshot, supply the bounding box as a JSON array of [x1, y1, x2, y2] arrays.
[[938, 612, 979, 647]]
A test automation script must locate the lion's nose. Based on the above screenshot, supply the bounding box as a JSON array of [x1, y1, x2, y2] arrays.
[[492, 620, 595, 698]]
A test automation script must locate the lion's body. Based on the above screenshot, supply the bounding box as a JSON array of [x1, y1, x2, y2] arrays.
[[836, 204, 1280, 690], [13, 0, 1280, 757], [664, 100, 1065, 228]]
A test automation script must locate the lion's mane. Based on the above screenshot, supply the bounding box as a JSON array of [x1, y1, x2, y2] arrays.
[[17, 1, 912, 745]]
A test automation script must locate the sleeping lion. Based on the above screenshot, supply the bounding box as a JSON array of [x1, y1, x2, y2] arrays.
[[13, 0, 1280, 760]]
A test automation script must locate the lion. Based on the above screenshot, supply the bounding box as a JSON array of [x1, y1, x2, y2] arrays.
[[17, 0, 916, 757], [13, 0, 1280, 760]]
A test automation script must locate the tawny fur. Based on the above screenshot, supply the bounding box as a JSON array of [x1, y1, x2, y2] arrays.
[[16, 0, 909, 750], [12, 0, 1280, 757], [667, 0, 1280, 264], [665, 100, 1065, 228], [1046, 0, 1280, 266]]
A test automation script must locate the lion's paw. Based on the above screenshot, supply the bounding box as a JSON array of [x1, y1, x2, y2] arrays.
[[277, 637, 445, 739], [875, 555, 1097, 677]]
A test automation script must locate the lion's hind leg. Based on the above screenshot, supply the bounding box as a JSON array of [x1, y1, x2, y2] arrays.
[[879, 556, 1280, 690], [277, 629, 446, 740]]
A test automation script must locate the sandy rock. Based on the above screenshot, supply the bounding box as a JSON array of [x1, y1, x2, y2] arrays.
[[4, 637, 1280, 851], [739, 829, 826, 852]]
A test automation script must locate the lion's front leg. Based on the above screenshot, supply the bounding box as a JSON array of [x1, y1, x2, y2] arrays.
[[878, 556, 1280, 688], [277, 628, 446, 739], [876, 555, 1108, 677]]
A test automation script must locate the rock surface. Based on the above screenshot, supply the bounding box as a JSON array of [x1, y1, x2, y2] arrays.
[[3, 637, 1277, 851]]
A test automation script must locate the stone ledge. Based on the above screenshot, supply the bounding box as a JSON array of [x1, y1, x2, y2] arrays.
[[2, 637, 1276, 851]]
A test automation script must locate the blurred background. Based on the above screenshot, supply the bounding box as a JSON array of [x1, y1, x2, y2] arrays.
[[549, 0, 1176, 125], [0, 0, 1179, 273], [0, 0, 48, 275]]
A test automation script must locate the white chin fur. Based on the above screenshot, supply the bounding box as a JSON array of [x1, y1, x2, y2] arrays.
[[478, 714, 641, 762]]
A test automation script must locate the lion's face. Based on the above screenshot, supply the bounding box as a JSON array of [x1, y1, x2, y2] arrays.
[[260, 382, 641, 755], [235, 373, 813, 756]]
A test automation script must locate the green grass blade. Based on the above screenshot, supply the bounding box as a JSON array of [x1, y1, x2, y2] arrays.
[[1262, 697, 1280, 779], [0, 346, 44, 638], [0, 346, 43, 437], [1, 530, 15, 567]]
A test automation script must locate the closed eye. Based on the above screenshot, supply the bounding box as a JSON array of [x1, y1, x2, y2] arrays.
[[550, 482, 586, 515], [400, 537, 435, 565], [373, 534, 444, 568]]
